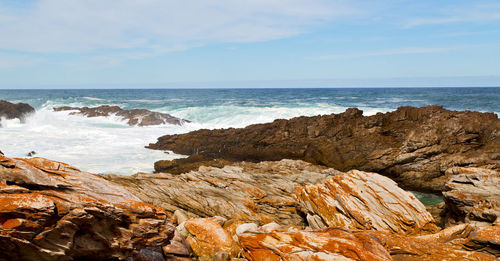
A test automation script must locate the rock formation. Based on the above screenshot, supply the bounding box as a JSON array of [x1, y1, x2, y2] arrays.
[[294, 169, 438, 235], [148, 106, 500, 192], [0, 100, 35, 126], [53, 105, 190, 126], [105, 160, 339, 226], [0, 155, 184, 260], [442, 167, 500, 226], [178, 217, 240, 260], [238, 225, 497, 261]]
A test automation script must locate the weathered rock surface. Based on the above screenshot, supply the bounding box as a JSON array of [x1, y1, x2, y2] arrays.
[[148, 106, 500, 192], [54, 105, 190, 126], [239, 227, 393, 261], [294, 169, 438, 235], [442, 167, 500, 226], [0, 155, 182, 260], [105, 160, 339, 226], [0, 100, 35, 126], [238, 225, 498, 260], [178, 217, 240, 260]]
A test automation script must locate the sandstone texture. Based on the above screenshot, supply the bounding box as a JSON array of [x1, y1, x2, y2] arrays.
[[178, 217, 240, 260], [294, 169, 438, 234], [105, 160, 339, 226], [0, 155, 183, 261], [0, 100, 35, 126], [148, 106, 500, 192], [442, 167, 500, 226], [238, 225, 497, 261], [54, 105, 190, 126]]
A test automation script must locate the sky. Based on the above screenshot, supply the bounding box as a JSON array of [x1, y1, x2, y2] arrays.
[[1, 0, 500, 88]]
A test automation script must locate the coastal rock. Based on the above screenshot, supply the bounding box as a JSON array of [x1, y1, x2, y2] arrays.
[[238, 225, 497, 261], [0, 100, 35, 126], [181, 217, 240, 260], [238, 228, 393, 261], [0, 155, 182, 261], [442, 167, 500, 226], [294, 169, 438, 234], [53, 105, 190, 126], [148, 106, 500, 192], [105, 160, 339, 226]]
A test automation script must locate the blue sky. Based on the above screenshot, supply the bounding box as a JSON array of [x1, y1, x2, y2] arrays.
[[1, 0, 500, 88]]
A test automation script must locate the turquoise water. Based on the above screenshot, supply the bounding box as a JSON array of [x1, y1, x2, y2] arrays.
[[0, 88, 498, 174], [411, 191, 443, 206]]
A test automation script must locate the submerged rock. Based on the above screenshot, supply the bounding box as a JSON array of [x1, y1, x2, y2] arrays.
[[0, 155, 183, 261], [294, 169, 438, 235], [0, 100, 35, 126], [53, 105, 190, 126], [148, 106, 500, 192]]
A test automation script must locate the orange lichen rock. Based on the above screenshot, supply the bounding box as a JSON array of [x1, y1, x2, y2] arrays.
[[239, 225, 498, 261], [0, 155, 184, 261], [239, 227, 393, 261], [294, 170, 438, 235], [181, 217, 240, 260]]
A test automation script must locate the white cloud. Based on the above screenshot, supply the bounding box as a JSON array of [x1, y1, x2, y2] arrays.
[[0, 0, 355, 54]]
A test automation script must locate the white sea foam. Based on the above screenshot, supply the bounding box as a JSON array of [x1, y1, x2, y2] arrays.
[[82, 96, 105, 101], [0, 101, 389, 175]]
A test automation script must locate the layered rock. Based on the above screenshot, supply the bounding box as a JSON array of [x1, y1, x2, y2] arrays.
[[239, 227, 393, 261], [0, 100, 35, 126], [238, 225, 497, 261], [442, 167, 500, 226], [178, 217, 240, 260], [0, 155, 183, 260], [294, 169, 438, 235], [148, 106, 500, 192], [105, 160, 339, 226], [53, 105, 190, 126]]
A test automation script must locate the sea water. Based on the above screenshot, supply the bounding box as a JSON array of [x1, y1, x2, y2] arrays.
[[0, 88, 498, 175]]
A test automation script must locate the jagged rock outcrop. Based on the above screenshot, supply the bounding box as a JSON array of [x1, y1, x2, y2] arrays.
[[294, 169, 438, 235], [53, 105, 190, 126], [0, 100, 35, 126], [105, 160, 339, 226], [0, 155, 183, 261], [442, 167, 500, 226], [148, 106, 500, 192]]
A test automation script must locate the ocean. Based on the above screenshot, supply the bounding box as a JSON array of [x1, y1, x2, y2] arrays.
[[1, 87, 499, 175]]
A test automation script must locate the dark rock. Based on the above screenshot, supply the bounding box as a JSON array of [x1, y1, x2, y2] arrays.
[[54, 105, 190, 126], [148, 106, 500, 192], [154, 154, 232, 174], [0, 100, 35, 126]]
